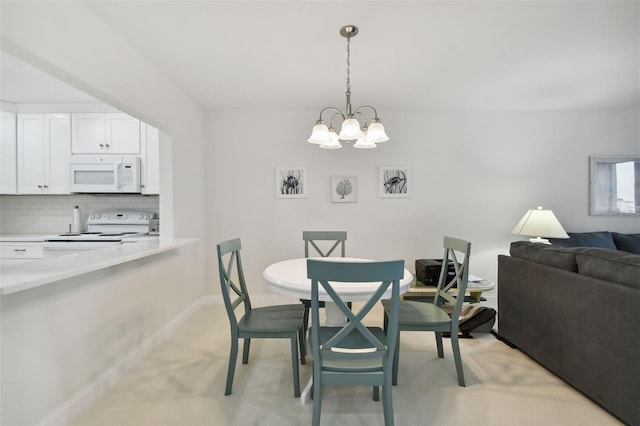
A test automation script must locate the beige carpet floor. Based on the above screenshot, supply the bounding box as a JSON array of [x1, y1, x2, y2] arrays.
[[71, 303, 621, 426]]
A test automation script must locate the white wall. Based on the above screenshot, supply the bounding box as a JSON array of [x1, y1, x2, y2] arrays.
[[205, 108, 640, 296]]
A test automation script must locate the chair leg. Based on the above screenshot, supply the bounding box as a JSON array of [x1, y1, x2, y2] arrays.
[[302, 303, 310, 337], [383, 377, 395, 426], [242, 338, 251, 364], [392, 331, 400, 385], [312, 367, 322, 426], [290, 336, 301, 397], [450, 332, 466, 387], [298, 326, 306, 364], [373, 385, 380, 401], [225, 338, 238, 395], [435, 332, 444, 358]]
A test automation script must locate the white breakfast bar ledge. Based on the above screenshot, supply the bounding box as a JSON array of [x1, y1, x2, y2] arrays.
[[0, 237, 201, 426], [0, 238, 196, 295]]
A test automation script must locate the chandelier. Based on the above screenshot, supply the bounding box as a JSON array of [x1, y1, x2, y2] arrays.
[[307, 25, 389, 149]]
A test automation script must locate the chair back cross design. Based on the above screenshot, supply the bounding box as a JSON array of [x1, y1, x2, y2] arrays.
[[303, 231, 347, 258]]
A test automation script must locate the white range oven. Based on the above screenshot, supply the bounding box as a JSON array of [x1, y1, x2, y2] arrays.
[[43, 210, 156, 250], [70, 156, 141, 193]]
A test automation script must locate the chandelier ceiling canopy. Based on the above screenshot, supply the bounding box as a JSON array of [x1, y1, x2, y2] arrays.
[[307, 25, 389, 149]]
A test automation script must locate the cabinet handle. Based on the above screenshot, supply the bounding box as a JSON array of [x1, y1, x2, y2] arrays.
[[105, 143, 110, 148], [43, 185, 49, 188], [99, 143, 105, 148], [13, 249, 26, 252], [37, 185, 43, 188]]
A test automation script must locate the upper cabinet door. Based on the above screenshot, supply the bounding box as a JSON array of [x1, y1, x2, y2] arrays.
[[71, 113, 105, 153], [72, 113, 140, 154], [0, 111, 17, 194], [106, 113, 140, 154], [17, 113, 71, 195], [17, 114, 46, 194], [45, 113, 71, 194]]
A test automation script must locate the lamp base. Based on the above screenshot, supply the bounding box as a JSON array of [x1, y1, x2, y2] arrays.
[[529, 237, 551, 244]]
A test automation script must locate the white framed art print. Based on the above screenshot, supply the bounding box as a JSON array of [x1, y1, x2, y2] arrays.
[[331, 176, 357, 203], [379, 166, 411, 198], [275, 166, 307, 198]]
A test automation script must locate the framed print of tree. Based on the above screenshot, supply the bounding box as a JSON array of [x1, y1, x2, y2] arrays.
[[331, 176, 357, 203]]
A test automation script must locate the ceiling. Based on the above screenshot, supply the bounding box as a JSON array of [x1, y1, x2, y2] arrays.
[[1, 1, 639, 111]]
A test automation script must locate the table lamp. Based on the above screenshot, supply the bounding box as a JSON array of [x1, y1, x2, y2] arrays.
[[512, 206, 569, 244]]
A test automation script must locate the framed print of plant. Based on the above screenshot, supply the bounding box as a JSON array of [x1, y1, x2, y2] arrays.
[[275, 166, 307, 198], [331, 176, 357, 203], [379, 166, 411, 198]]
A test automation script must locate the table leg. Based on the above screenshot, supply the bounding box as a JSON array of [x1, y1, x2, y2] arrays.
[[469, 290, 482, 303], [324, 302, 347, 326]]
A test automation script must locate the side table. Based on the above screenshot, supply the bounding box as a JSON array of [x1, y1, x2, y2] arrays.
[[403, 276, 495, 303]]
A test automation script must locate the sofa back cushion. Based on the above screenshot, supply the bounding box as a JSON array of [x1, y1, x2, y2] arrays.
[[611, 232, 640, 254], [549, 231, 617, 249], [510, 241, 583, 272], [576, 248, 640, 289]]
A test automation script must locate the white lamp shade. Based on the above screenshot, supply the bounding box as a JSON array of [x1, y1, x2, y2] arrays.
[[365, 121, 389, 143], [308, 123, 329, 144], [512, 207, 569, 240], [353, 133, 377, 149], [320, 130, 342, 149], [337, 118, 365, 140]]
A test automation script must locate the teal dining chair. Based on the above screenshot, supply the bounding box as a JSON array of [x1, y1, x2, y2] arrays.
[[383, 236, 471, 387], [300, 231, 348, 334], [216, 238, 306, 397], [307, 258, 404, 426]]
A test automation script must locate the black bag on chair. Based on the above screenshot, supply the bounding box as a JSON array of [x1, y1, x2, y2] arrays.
[[443, 304, 497, 338]]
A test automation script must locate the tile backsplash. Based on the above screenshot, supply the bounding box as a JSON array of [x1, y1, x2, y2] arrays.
[[0, 195, 159, 235]]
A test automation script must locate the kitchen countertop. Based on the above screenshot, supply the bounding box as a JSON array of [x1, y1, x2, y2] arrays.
[[0, 238, 197, 295]]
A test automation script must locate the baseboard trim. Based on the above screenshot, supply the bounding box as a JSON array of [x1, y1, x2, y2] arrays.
[[39, 294, 222, 426]]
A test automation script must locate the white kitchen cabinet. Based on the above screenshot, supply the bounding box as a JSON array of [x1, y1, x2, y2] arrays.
[[0, 243, 44, 259], [0, 111, 17, 194], [71, 112, 140, 154], [17, 113, 71, 194], [141, 123, 160, 195]]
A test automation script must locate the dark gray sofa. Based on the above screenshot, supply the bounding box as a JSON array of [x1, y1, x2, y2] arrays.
[[497, 235, 640, 425]]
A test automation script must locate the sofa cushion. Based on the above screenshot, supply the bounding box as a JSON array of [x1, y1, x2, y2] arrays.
[[510, 241, 583, 272], [576, 248, 640, 289], [549, 231, 617, 249], [611, 232, 640, 254]]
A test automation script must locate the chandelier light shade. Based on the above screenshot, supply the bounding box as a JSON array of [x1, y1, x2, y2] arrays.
[[511, 206, 570, 244], [308, 25, 389, 149]]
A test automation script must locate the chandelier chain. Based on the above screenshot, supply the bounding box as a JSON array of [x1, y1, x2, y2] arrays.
[[346, 35, 351, 98]]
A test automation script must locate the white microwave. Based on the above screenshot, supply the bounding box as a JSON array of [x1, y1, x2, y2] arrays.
[[70, 156, 141, 193]]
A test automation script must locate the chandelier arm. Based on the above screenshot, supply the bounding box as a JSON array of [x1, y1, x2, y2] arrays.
[[354, 111, 368, 128], [318, 106, 345, 123], [328, 112, 344, 130], [352, 105, 380, 121]]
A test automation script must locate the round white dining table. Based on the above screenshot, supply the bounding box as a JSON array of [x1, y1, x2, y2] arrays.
[[263, 257, 413, 326]]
